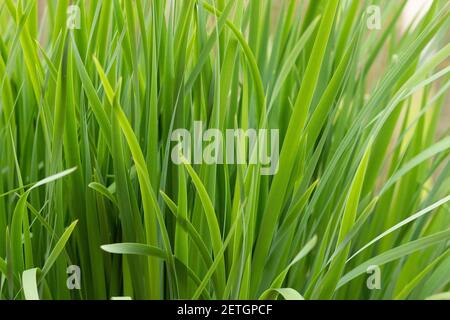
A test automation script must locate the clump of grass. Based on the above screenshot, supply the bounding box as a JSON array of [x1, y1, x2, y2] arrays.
[[0, 0, 449, 300]]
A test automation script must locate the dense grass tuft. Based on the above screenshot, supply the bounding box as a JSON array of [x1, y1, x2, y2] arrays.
[[0, 0, 449, 300]]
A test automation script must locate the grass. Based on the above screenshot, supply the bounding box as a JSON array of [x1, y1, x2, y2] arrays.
[[0, 0, 449, 300]]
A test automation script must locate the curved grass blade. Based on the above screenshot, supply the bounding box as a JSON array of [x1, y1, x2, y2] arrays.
[[22, 268, 40, 300], [337, 230, 450, 289]]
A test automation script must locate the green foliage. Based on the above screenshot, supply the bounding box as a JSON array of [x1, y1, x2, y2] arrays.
[[0, 0, 449, 300]]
